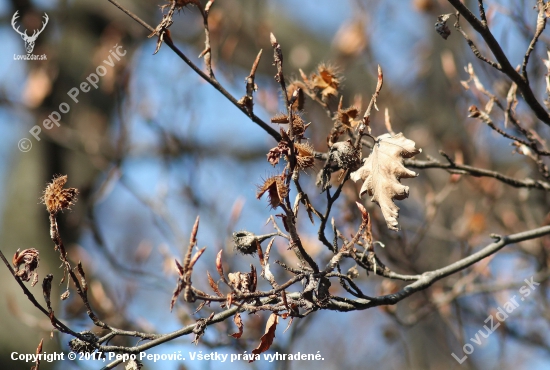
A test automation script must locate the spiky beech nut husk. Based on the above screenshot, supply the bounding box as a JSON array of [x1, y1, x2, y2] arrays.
[[41, 175, 78, 214], [69, 331, 98, 354], [232, 231, 258, 255], [271, 112, 289, 124], [291, 114, 306, 138], [295, 142, 315, 170], [331, 141, 360, 171], [256, 175, 289, 208], [337, 105, 360, 128], [310, 63, 342, 102]]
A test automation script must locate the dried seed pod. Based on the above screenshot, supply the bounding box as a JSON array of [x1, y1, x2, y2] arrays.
[[310, 63, 342, 102], [256, 175, 289, 208], [232, 230, 259, 255], [271, 112, 290, 124], [337, 105, 360, 129], [295, 142, 315, 170], [68, 331, 97, 354], [330, 140, 360, 171], [290, 114, 308, 138], [435, 14, 452, 40], [41, 175, 78, 214]]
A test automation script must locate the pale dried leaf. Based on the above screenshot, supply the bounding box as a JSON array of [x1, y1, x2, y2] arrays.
[[351, 133, 421, 231]]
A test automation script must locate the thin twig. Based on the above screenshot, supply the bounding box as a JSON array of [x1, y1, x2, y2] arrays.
[[447, 0, 550, 126], [454, 14, 500, 69], [327, 225, 550, 311], [522, 0, 547, 82], [198, 1, 215, 79], [0, 249, 87, 339], [405, 156, 550, 191], [108, 0, 281, 142]]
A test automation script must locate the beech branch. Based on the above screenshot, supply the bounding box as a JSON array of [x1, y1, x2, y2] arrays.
[[327, 225, 550, 311], [447, 0, 550, 126]]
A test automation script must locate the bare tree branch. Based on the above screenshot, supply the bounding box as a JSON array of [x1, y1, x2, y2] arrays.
[[327, 225, 550, 311], [447, 0, 550, 126]]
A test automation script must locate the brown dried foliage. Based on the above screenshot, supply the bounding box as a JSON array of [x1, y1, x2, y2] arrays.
[[230, 313, 244, 338], [307, 63, 342, 103], [256, 175, 289, 208], [12, 248, 40, 286], [250, 313, 279, 362]]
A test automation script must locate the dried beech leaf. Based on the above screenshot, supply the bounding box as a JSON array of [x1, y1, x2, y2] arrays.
[[12, 248, 40, 286], [250, 313, 279, 362], [351, 133, 421, 231], [230, 313, 244, 338]]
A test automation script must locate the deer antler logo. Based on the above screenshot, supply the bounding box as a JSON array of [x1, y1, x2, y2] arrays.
[[11, 11, 49, 54]]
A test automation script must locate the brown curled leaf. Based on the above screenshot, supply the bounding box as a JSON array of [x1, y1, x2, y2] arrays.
[[42, 274, 53, 312], [250, 313, 279, 362], [230, 313, 244, 339], [12, 248, 40, 286]]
